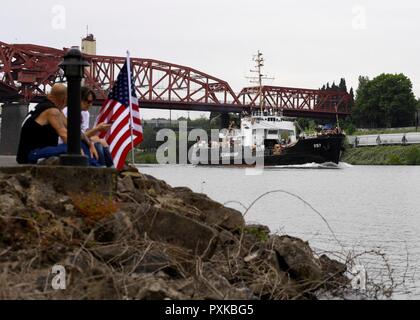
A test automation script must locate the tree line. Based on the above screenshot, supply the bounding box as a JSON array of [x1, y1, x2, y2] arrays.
[[351, 74, 418, 128], [318, 74, 419, 130]]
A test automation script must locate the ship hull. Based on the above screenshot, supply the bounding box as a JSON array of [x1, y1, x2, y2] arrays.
[[263, 135, 345, 166], [194, 135, 345, 166]]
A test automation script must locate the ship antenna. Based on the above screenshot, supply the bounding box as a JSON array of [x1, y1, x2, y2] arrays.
[[246, 51, 274, 113]]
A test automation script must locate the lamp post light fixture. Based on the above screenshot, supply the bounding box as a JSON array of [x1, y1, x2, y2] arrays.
[[58, 46, 90, 166]]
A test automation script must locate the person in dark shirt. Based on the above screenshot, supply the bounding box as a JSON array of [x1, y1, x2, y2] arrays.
[[16, 84, 98, 165]]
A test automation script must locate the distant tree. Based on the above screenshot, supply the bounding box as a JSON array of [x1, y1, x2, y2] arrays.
[[189, 115, 210, 129], [349, 87, 355, 110], [296, 118, 317, 133], [140, 124, 159, 151], [353, 74, 417, 128], [341, 118, 356, 135], [339, 78, 347, 93], [320, 78, 349, 93]]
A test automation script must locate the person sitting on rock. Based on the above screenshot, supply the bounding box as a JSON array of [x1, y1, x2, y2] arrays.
[[16, 84, 98, 165], [61, 87, 114, 167]]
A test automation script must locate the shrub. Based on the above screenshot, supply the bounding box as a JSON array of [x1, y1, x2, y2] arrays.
[[387, 154, 402, 165], [343, 122, 356, 135], [244, 226, 269, 242], [406, 146, 420, 165]]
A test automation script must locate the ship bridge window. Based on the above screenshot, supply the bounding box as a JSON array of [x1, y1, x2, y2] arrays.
[[279, 130, 296, 137]]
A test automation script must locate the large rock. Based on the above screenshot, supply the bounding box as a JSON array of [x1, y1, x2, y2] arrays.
[[319, 254, 349, 288], [90, 243, 180, 276], [173, 187, 245, 232], [0, 166, 117, 196], [271, 236, 323, 285], [135, 207, 219, 259]]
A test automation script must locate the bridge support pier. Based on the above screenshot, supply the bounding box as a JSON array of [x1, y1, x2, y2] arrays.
[[0, 103, 29, 155], [86, 105, 101, 130], [220, 112, 230, 129]]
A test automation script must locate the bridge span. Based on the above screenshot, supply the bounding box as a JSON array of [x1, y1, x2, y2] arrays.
[[0, 40, 352, 155], [0, 41, 352, 119]]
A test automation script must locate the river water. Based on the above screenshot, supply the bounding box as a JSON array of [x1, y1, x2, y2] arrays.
[[136, 164, 420, 299]]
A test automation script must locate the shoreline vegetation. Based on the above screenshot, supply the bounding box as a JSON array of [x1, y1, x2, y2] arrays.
[[133, 151, 157, 164], [132, 144, 420, 166], [342, 144, 420, 165]]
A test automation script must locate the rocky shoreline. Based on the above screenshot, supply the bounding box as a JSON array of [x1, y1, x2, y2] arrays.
[[0, 165, 349, 300]]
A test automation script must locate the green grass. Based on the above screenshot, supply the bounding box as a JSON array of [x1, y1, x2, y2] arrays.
[[342, 145, 420, 165], [133, 151, 157, 164]]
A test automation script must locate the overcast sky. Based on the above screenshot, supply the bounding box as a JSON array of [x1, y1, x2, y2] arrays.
[[2, 0, 420, 119]]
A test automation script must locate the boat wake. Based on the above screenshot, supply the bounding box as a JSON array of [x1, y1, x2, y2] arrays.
[[264, 162, 347, 170]]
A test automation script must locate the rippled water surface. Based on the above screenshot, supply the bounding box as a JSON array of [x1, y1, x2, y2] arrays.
[[137, 164, 420, 299]]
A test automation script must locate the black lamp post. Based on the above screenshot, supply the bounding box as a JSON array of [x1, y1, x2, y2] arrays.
[[59, 46, 90, 166]]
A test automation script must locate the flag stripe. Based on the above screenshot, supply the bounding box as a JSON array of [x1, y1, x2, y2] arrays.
[[96, 100, 117, 124], [111, 126, 143, 159], [113, 134, 144, 170], [96, 101, 122, 139], [108, 110, 130, 145], [112, 131, 143, 166]]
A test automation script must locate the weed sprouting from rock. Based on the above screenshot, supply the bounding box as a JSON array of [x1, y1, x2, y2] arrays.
[[69, 192, 119, 223]]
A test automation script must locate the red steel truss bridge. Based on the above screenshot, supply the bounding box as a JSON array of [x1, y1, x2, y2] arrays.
[[0, 41, 352, 119]]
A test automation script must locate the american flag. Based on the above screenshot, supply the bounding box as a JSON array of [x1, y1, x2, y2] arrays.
[[95, 60, 143, 170]]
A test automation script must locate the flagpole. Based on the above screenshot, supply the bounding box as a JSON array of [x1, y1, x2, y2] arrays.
[[126, 50, 136, 166]]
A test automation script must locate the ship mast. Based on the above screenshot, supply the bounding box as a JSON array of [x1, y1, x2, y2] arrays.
[[247, 51, 274, 113]]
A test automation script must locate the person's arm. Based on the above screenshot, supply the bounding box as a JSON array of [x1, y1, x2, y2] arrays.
[[49, 109, 98, 160], [85, 123, 112, 138], [81, 132, 99, 160], [48, 109, 68, 144]]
